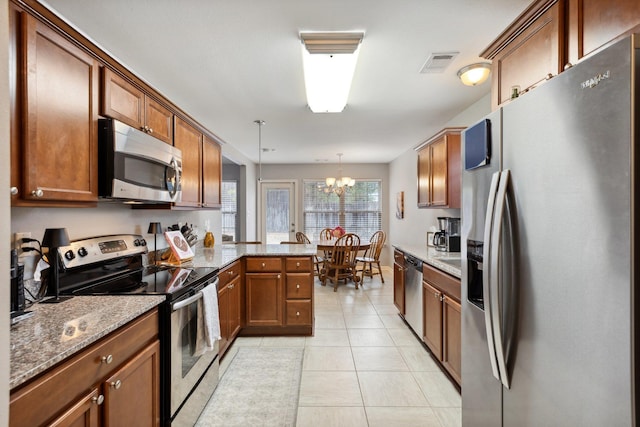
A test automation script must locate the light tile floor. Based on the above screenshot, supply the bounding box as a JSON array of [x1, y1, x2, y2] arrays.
[[219, 269, 461, 427]]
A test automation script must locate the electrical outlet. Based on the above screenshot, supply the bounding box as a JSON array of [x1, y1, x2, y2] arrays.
[[14, 232, 32, 255]]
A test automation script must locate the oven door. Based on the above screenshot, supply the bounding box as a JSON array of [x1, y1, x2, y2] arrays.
[[169, 277, 219, 419]]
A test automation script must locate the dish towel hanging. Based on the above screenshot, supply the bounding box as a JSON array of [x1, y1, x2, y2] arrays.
[[195, 282, 221, 356]]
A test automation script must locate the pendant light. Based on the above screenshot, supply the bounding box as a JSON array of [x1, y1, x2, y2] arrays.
[[254, 119, 265, 181]]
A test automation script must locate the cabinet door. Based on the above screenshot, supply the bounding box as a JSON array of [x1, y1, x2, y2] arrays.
[[48, 388, 101, 427], [393, 262, 405, 314], [217, 284, 230, 356], [417, 145, 431, 207], [568, 0, 640, 64], [246, 273, 282, 326], [202, 135, 222, 208], [443, 296, 461, 385], [144, 97, 173, 144], [103, 341, 160, 427], [22, 13, 99, 203], [228, 275, 242, 340], [429, 136, 448, 206], [423, 281, 443, 360], [101, 68, 144, 130], [174, 117, 202, 207]]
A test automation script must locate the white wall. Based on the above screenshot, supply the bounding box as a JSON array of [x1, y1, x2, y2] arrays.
[[387, 94, 491, 251], [1, 0, 10, 422]]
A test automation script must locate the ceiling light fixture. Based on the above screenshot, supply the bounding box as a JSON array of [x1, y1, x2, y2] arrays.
[[320, 153, 355, 197], [254, 119, 265, 181], [300, 31, 364, 113], [457, 62, 492, 86]]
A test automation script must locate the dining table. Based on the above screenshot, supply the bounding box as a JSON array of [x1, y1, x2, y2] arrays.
[[314, 239, 371, 287]]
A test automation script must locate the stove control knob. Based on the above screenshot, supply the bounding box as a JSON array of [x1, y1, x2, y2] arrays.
[[139, 238, 147, 247], [78, 247, 88, 257], [64, 250, 75, 261]]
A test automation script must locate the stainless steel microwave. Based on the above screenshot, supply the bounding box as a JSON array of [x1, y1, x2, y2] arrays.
[[98, 118, 182, 203]]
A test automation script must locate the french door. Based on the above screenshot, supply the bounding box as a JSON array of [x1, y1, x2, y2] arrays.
[[259, 181, 296, 244]]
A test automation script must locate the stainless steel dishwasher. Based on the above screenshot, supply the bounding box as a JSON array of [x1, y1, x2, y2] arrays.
[[403, 254, 423, 339]]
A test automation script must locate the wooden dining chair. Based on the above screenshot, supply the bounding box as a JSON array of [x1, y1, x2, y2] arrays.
[[356, 230, 386, 284], [319, 228, 334, 240], [320, 233, 361, 292], [295, 232, 323, 276]]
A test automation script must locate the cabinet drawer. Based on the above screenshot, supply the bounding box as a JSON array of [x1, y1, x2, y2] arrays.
[[393, 249, 405, 266], [219, 260, 241, 288], [246, 257, 281, 272], [423, 263, 460, 302], [285, 257, 312, 272], [286, 273, 312, 299], [10, 309, 158, 427], [286, 300, 312, 325]]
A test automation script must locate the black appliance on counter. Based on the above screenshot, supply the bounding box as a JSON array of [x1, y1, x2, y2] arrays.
[[52, 234, 219, 426], [10, 249, 32, 324]]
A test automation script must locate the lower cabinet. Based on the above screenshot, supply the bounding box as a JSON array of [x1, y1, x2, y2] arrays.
[[243, 256, 314, 335], [10, 309, 160, 427], [218, 260, 242, 358], [422, 263, 462, 387]]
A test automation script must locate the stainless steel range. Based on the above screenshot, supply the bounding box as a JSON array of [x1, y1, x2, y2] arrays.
[[48, 234, 220, 426]]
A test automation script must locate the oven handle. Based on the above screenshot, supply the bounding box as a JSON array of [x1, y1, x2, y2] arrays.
[[171, 277, 219, 312]]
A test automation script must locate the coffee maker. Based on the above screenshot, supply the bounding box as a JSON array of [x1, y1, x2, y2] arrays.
[[434, 217, 461, 252]]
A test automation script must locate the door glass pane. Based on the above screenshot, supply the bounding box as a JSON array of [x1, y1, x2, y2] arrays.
[[265, 188, 290, 244]]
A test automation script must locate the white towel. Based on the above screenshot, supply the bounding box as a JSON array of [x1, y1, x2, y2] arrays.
[[194, 282, 221, 356]]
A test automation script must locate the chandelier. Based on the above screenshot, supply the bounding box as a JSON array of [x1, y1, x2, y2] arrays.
[[320, 153, 355, 196]]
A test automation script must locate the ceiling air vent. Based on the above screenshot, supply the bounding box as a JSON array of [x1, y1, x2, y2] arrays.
[[419, 52, 459, 74]]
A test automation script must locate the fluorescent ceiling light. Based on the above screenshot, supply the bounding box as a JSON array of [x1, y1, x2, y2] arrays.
[[300, 32, 364, 113]]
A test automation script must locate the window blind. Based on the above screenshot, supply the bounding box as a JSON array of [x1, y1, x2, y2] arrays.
[[221, 180, 237, 241], [303, 179, 382, 241]]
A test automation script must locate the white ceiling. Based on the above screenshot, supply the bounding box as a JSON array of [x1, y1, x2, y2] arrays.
[[42, 0, 530, 165]]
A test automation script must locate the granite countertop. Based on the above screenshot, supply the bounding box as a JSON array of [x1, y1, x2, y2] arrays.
[[10, 295, 165, 390], [184, 243, 318, 270], [393, 244, 462, 278]]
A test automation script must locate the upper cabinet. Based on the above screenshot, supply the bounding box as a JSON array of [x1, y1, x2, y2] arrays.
[[416, 128, 463, 209], [11, 10, 99, 206], [482, 0, 640, 110], [101, 68, 174, 144], [174, 117, 203, 208], [202, 135, 222, 209]]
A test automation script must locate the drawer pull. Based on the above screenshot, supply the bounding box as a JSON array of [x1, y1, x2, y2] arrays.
[[261, 262, 266, 268], [110, 380, 122, 390], [296, 311, 300, 316], [229, 284, 234, 290], [101, 354, 113, 364], [92, 395, 104, 405], [296, 262, 300, 267], [10, 187, 18, 196], [31, 188, 44, 198], [296, 284, 300, 289]]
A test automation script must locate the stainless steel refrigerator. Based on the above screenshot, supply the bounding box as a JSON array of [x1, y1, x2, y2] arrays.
[[461, 35, 639, 426]]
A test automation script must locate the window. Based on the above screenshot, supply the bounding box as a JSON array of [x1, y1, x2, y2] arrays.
[[221, 181, 238, 241], [303, 179, 382, 241]]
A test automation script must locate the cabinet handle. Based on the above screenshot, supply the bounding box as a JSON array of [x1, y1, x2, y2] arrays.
[[31, 188, 44, 198], [564, 63, 573, 70], [296, 262, 300, 267], [148, 127, 153, 133], [110, 380, 122, 390], [228, 271, 233, 276], [101, 354, 113, 364], [229, 284, 234, 289], [296, 284, 300, 289], [261, 262, 266, 268], [545, 73, 554, 80], [92, 395, 105, 405], [296, 311, 300, 316], [277, 274, 281, 279], [10, 187, 18, 196], [440, 295, 445, 302]]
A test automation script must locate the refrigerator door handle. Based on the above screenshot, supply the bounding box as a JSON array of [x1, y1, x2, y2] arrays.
[[482, 171, 501, 382], [490, 169, 511, 389]]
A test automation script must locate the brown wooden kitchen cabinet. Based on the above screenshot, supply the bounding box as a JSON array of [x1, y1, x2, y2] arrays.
[[218, 260, 242, 358], [416, 128, 462, 209], [10, 309, 160, 427], [422, 263, 461, 386], [393, 250, 405, 314], [202, 135, 222, 208], [482, 0, 640, 109], [243, 256, 314, 335], [101, 68, 174, 144], [174, 116, 203, 208], [10, 11, 99, 206]]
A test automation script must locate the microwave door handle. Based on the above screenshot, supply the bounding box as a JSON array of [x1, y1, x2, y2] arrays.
[[483, 171, 501, 382], [166, 158, 179, 198]]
